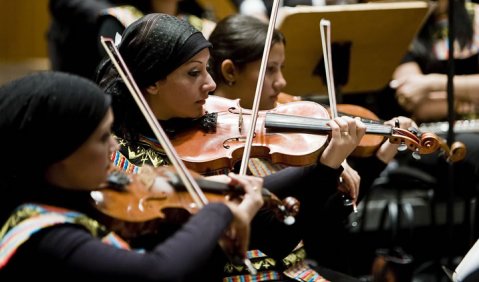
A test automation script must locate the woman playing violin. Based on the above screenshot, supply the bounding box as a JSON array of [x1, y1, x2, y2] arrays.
[[207, 14, 420, 272], [0, 71, 264, 281], [97, 13, 365, 281], [207, 14, 420, 200]]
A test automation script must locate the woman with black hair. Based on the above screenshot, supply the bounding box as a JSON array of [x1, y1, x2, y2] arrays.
[[97, 12, 365, 281], [0, 71, 264, 281], [47, 0, 213, 80]]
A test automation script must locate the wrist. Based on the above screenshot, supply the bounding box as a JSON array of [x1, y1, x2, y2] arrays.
[[375, 140, 399, 164], [319, 153, 343, 169]]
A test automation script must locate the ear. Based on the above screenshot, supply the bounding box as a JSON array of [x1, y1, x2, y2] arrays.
[[145, 82, 160, 96], [220, 59, 237, 83]]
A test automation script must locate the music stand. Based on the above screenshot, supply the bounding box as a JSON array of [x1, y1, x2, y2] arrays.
[[276, 1, 433, 96]]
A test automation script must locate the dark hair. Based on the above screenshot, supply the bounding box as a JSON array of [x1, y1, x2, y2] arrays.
[[208, 14, 286, 86], [96, 13, 211, 141], [412, 0, 473, 61], [0, 71, 111, 221]]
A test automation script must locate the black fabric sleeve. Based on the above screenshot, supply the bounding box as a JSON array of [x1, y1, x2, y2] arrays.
[[49, 0, 111, 24], [247, 164, 343, 260], [263, 163, 342, 200], [348, 156, 388, 201], [10, 203, 232, 281]]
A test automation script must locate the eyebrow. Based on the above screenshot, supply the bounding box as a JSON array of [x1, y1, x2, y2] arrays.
[[186, 59, 205, 65]]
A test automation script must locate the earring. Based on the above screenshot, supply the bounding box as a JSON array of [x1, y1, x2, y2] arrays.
[[227, 80, 235, 86]]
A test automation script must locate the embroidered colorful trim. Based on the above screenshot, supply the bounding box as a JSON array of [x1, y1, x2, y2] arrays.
[[223, 270, 282, 282], [111, 150, 140, 174], [283, 261, 329, 282], [0, 204, 123, 268]]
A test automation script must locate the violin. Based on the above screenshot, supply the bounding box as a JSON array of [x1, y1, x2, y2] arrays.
[[169, 95, 440, 174], [99, 2, 296, 273], [91, 165, 299, 239], [278, 93, 385, 157], [278, 93, 467, 163]]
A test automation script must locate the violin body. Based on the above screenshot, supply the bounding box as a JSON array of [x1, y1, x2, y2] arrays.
[[171, 95, 329, 174], [91, 165, 300, 239], [171, 95, 440, 174], [91, 166, 230, 238]]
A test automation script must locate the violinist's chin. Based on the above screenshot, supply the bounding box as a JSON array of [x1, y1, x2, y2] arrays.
[[263, 94, 278, 110]]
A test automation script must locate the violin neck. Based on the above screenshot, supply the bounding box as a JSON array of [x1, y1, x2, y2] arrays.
[[265, 113, 393, 136]]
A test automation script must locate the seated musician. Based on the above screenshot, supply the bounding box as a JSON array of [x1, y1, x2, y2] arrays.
[[97, 12, 366, 281]]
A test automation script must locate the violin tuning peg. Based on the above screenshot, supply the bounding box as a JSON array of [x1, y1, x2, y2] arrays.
[[397, 142, 408, 152], [394, 118, 400, 128], [412, 149, 421, 160], [408, 126, 420, 137]]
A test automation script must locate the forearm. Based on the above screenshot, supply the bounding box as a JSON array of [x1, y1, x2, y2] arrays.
[[422, 74, 479, 104], [412, 98, 449, 122], [34, 204, 232, 280], [263, 164, 341, 199]]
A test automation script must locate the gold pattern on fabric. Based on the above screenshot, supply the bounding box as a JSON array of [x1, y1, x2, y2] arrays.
[[283, 247, 307, 268], [224, 245, 307, 275], [115, 135, 231, 176], [0, 204, 108, 240], [114, 136, 170, 168], [224, 257, 277, 274]]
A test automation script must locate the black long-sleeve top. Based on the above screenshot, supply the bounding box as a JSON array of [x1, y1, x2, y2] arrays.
[[0, 202, 232, 281], [0, 163, 344, 281]]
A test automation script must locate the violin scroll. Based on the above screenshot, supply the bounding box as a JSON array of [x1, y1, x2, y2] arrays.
[[435, 138, 467, 163], [388, 128, 441, 159]]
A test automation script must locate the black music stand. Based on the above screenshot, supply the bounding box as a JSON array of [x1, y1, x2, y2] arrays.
[[276, 1, 432, 96]]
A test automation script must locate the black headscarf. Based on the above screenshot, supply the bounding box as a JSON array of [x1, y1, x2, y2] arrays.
[[103, 13, 211, 88], [97, 13, 211, 141], [0, 71, 111, 180]]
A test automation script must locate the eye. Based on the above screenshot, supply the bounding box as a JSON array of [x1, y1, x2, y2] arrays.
[[188, 69, 201, 77], [101, 131, 112, 143], [267, 66, 277, 74]]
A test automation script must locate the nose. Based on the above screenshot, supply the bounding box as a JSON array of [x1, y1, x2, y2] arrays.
[[273, 72, 287, 91], [204, 73, 217, 93]]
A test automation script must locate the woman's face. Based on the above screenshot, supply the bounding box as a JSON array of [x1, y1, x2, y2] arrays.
[[234, 42, 287, 110], [46, 108, 118, 190], [148, 48, 217, 120]]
